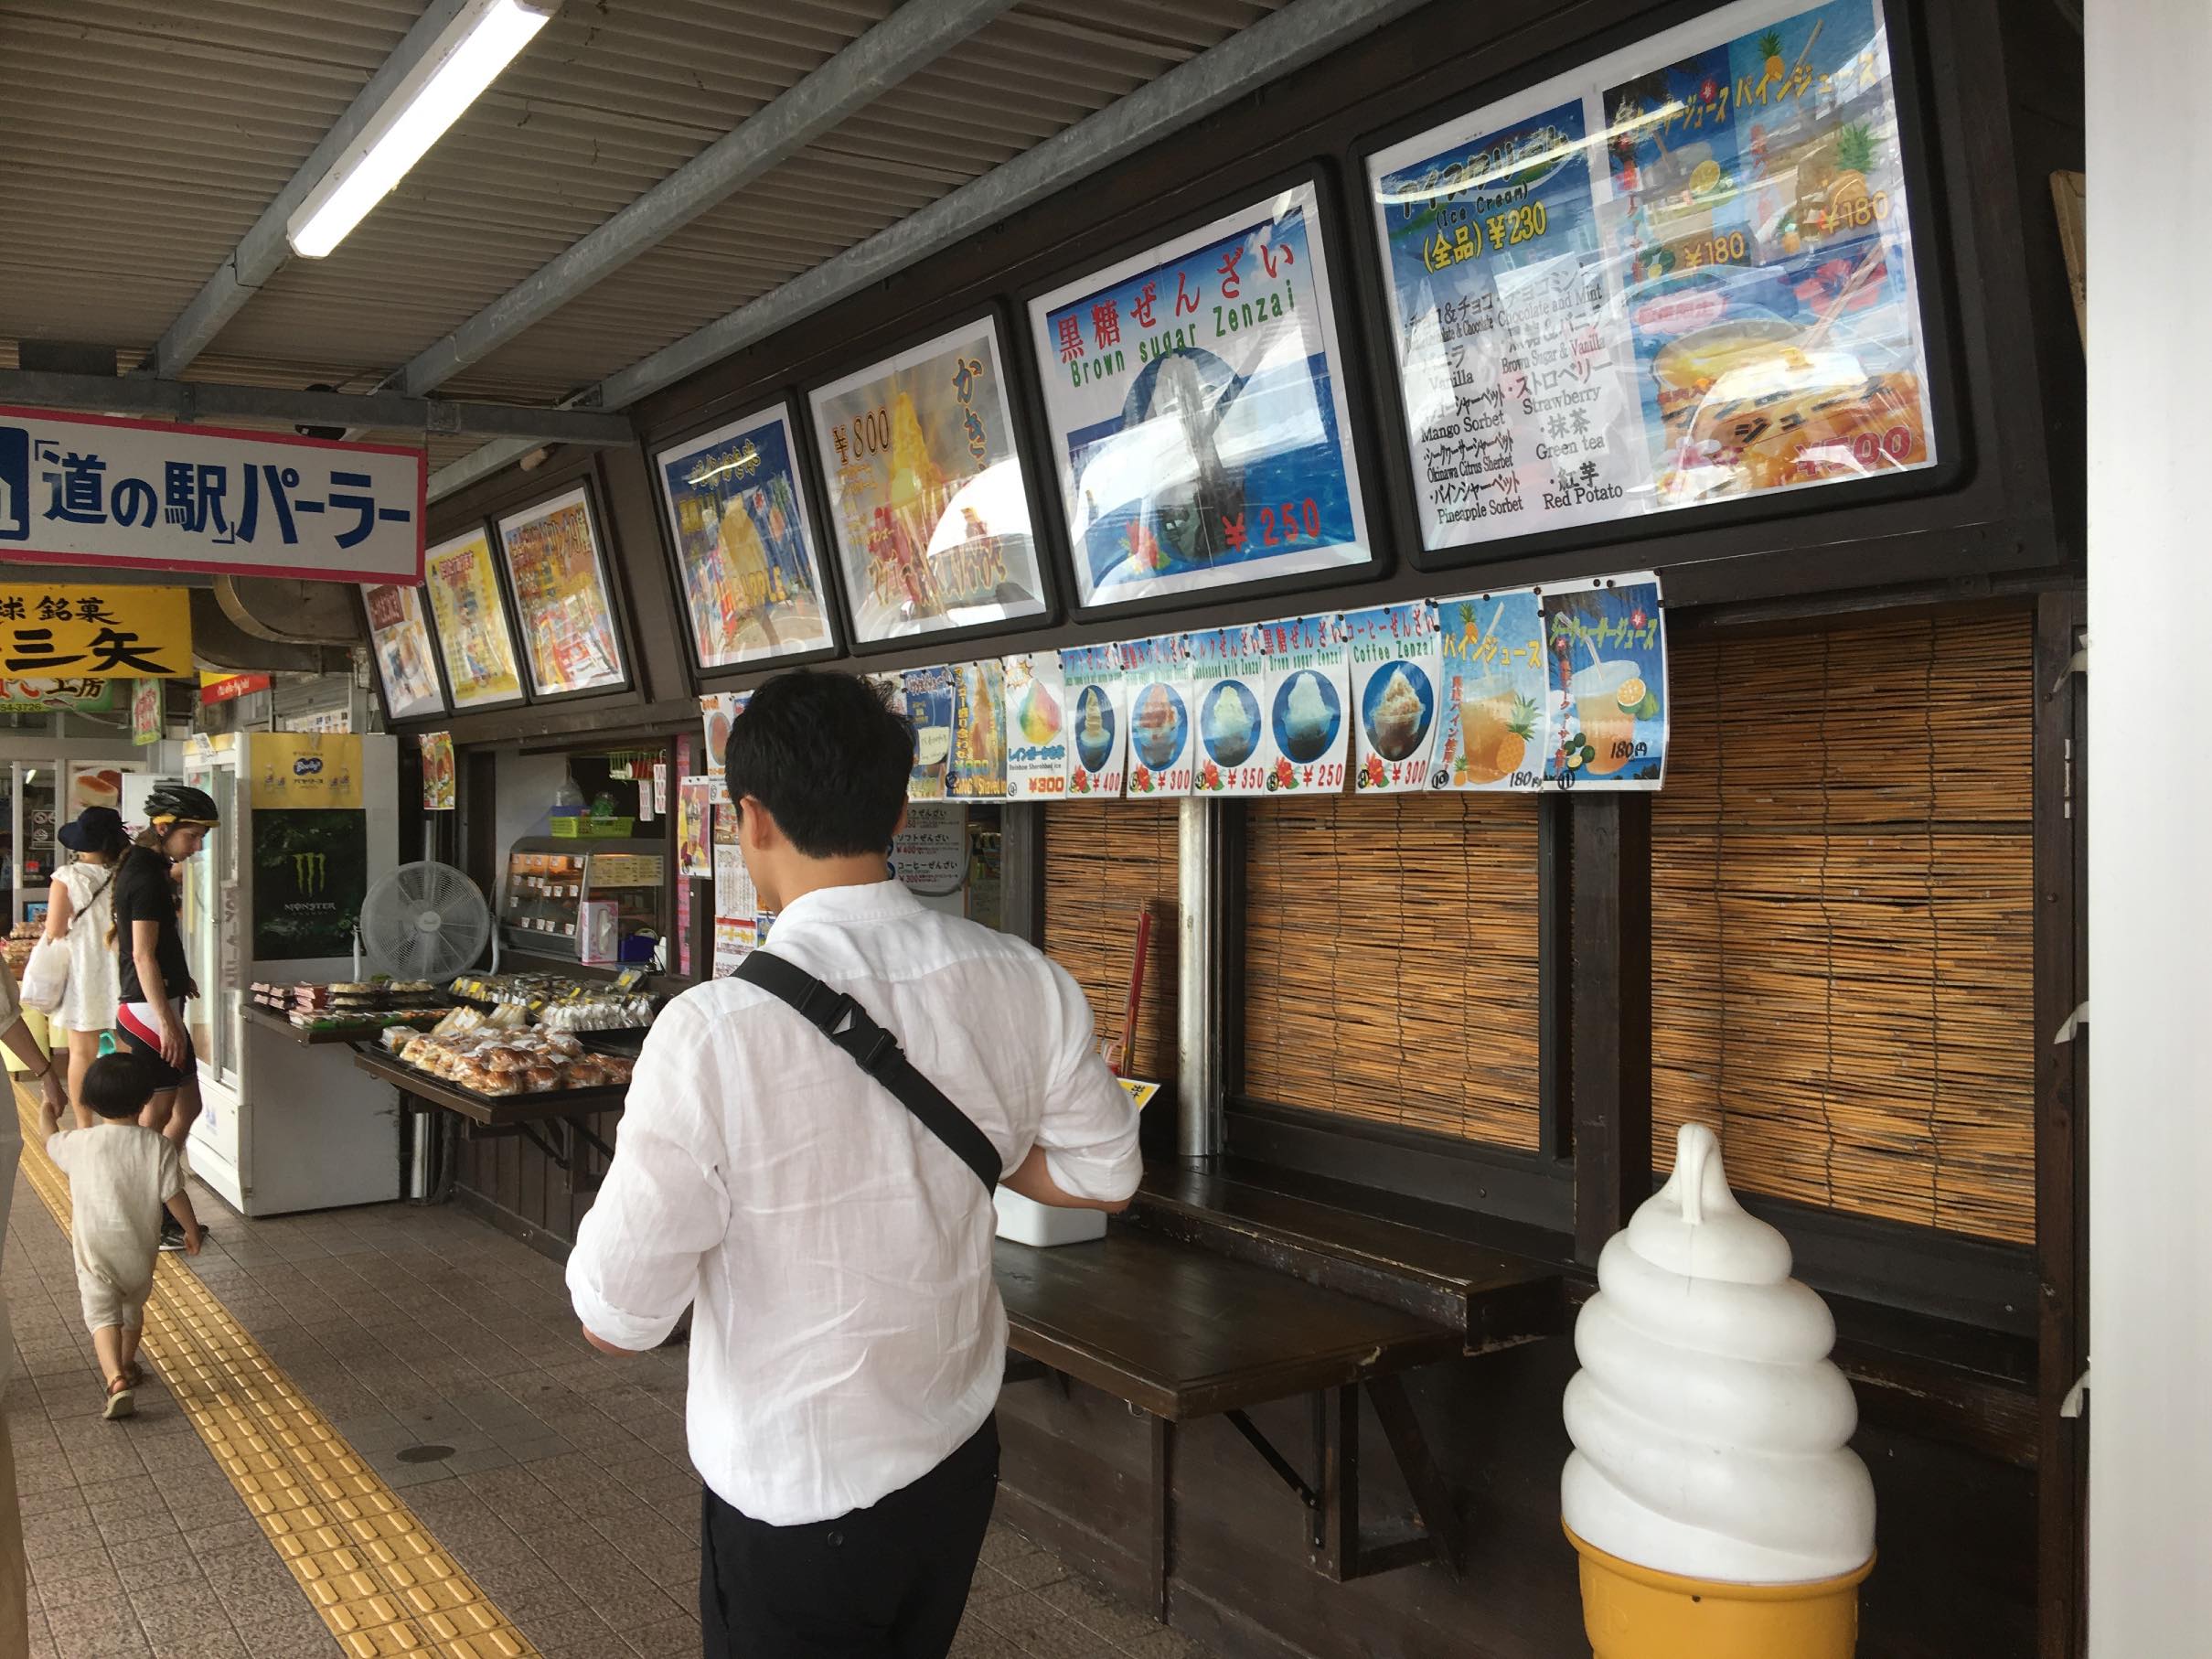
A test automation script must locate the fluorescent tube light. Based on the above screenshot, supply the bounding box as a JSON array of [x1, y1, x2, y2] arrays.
[[286, 0, 558, 259]]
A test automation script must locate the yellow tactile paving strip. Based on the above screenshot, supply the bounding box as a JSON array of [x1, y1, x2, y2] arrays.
[[12, 1087, 542, 1659]]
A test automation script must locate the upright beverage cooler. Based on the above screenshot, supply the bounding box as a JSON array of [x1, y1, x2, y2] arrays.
[[178, 732, 406, 1215]]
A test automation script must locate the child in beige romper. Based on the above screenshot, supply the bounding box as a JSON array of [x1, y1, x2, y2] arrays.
[[44, 1053, 199, 1418]]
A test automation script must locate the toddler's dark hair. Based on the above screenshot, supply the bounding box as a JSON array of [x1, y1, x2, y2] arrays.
[[80, 1052, 155, 1120]]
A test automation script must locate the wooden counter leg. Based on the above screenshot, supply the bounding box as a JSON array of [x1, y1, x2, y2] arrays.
[[1149, 1413, 1174, 1622]]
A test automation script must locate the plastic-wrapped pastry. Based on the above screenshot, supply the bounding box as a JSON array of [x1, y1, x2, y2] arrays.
[[456, 1061, 494, 1091], [599, 1055, 635, 1085], [487, 1048, 524, 1074], [524, 1065, 559, 1092], [546, 1033, 583, 1059], [565, 1059, 606, 1088], [478, 1071, 520, 1097]]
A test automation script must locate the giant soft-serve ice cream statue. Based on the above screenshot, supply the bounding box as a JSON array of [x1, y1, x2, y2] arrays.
[[1562, 1123, 1875, 1658]]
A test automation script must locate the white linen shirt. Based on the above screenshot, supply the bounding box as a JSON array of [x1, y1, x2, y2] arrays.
[[567, 878, 1141, 1526]]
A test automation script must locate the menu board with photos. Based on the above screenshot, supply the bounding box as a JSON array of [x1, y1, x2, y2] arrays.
[[1002, 652, 1069, 800], [1434, 589, 1551, 791], [1262, 615, 1352, 794], [1346, 601, 1443, 793], [497, 487, 625, 696], [1542, 573, 1669, 787], [1030, 182, 1372, 610], [422, 529, 524, 711], [364, 581, 443, 721], [1061, 645, 1127, 798], [656, 403, 838, 670], [1187, 625, 1274, 797], [1118, 634, 1194, 797], [1369, 0, 1936, 554], [809, 317, 1049, 644], [949, 660, 1009, 800]]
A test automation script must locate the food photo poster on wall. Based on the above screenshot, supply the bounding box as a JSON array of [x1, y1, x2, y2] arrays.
[[364, 582, 443, 721], [1262, 615, 1352, 794], [809, 317, 1049, 645], [1347, 601, 1443, 793], [1001, 652, 1068, 800], [1060, 645, 1127, 798], [1369, 0, 1936, 554], [1186, 626, 1275, 797], [422, 529, 524, 711], [1433, 589, 1551, 790], [1031, 182, 1372, 611], [497, 487, 626, 697], [1542, 573, 1669, 787], [1119, 634, 1194, 798], [656, 404, 838, 669]]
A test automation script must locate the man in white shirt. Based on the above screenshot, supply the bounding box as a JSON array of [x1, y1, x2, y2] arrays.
[[568, 669, 1142, 1659]]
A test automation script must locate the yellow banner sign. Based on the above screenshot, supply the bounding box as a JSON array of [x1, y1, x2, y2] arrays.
[[0, 584, 191, 678], [248, 733, 364, 809]]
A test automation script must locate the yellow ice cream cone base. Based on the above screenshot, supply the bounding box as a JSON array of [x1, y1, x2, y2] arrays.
[[1565, 1525, 1871, 1659]]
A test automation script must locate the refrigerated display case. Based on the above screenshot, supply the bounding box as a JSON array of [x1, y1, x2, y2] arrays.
[[500, 837, 665, 965], [180, 733, 411, 1216]]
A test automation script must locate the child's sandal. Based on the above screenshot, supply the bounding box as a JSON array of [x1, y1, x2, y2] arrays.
[[123, 1362, 144, 1388], [102, 1376, 134, 1421]]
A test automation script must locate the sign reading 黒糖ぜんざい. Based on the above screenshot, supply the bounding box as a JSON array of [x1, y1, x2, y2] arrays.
[[0, 407, 423, 582]]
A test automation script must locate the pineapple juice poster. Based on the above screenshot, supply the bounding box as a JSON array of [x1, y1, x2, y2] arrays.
[[1028, 183, 1371, 611], [1261, 615, 1351, 794], [1346, 601, 1443, 794], [1060, 644, 1127, 797], [1119, 634, 1194, 798], [1002, 652, 1068, 800], [1542, 573, 1668, 788], [808, 317, 1049, 644], [949, 659, 1009, 799], [1434, 590, 1550, 791], [1186, 626, 1274, 797], [655, 404, 836, 669]]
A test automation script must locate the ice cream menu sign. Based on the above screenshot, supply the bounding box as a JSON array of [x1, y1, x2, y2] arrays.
[[1347, 602, 1443, 794], [1002, 652, 1067, 799], [1119, 634, 1194, 797], [1060, 644, 1127, 797], [1186, 626, 1273, 797], [1262, 615, 1351, 793], [1370, 0, 1937, 552]]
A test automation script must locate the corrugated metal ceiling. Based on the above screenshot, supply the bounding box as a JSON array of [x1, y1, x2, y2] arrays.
[[0, 0, 1282, 430]]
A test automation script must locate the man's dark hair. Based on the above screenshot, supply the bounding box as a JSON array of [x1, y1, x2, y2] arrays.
[[80, 1052, 155, 1120], [725, 670, 914, 858]]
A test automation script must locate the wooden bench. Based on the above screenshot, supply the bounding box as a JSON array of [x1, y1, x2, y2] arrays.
[[994, 1215, 1563, 1620]]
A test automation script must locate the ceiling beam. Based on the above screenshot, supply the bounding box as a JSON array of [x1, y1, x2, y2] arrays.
[[0, 371, 635, 447], [429, 0, 1435, 501], [135, 0, 483, 380], [390, 0, 1019, 398]]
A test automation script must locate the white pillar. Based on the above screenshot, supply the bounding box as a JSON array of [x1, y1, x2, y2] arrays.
[[2087, 3, 2212, 1652]]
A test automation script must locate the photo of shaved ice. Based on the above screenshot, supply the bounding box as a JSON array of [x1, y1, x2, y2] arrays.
[[1016, 680, 1063, 747], [1362, 661, 1434, 761], [1271, 669, 1341, 764], [1074, 684, 1117, 774], [1131, 681, 1188, 771], [1200, 680, 1261, 768]]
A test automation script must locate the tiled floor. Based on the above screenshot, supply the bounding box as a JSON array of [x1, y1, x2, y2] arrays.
[[5, 1164, 1209, 1659]]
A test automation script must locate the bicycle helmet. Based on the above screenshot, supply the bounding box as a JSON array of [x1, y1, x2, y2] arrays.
[[144, 783, 220, 828]]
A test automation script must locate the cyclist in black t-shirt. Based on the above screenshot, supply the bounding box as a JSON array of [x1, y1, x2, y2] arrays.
[[112, 784, 219, 1250]]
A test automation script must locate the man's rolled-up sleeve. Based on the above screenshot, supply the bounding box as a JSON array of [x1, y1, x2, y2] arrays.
[[1033, 961, 1143, 1203], [567, 999, 732, 1352]]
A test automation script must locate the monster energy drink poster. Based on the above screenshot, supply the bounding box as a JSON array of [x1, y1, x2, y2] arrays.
[[251, 809, 369, 960]]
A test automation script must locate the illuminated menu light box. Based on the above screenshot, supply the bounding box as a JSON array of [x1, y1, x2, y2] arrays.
[[808, 316, 1050, 647], [1028, 180, 1374, 613], [1367, 0, 1939, 558]]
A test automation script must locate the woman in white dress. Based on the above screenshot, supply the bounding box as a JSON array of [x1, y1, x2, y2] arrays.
[[45, 806, 126, 1129]]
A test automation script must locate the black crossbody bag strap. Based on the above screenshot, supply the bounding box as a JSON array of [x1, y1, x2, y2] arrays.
[[735, 950, 1000, 1195]]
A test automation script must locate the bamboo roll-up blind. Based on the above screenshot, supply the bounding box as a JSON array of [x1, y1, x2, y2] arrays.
[[1042, 800, 1180, 1080], [1651, 612, 2036, 1245], [1243, 792, 1543, 1148]]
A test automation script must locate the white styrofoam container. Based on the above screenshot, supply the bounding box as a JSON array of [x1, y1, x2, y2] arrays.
[[993, 1187, 1106, 1247]]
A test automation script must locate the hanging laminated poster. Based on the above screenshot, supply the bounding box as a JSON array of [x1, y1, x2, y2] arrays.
[[714, 840, 758, 975], [1060, 644, 1127, 798], [1186, 626, 1275, 797], [809, 316, 1049, 644], [700, 691, 748, 780], [1433, 589, 1551, 790], [902, 666, 956, 800], [422, 529, 524, 711], [677, 776, 713, 878], [1261, 615, 1352, 794], [949, 659, 1009, 800], [890, 801, 967, 897], [421, 732, 456, 812], [1368, 0, 1939, 553], [1542, 573, 1668, 788], [1118, 634, 1194, 798], [1001, 652, 1069, 801], [655, 404, 838, 669], [497, 487, 626, 696], [1031, 182, 1372, 611], [363, 582, 444, 721], [1346, 602, 1444, 794]]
